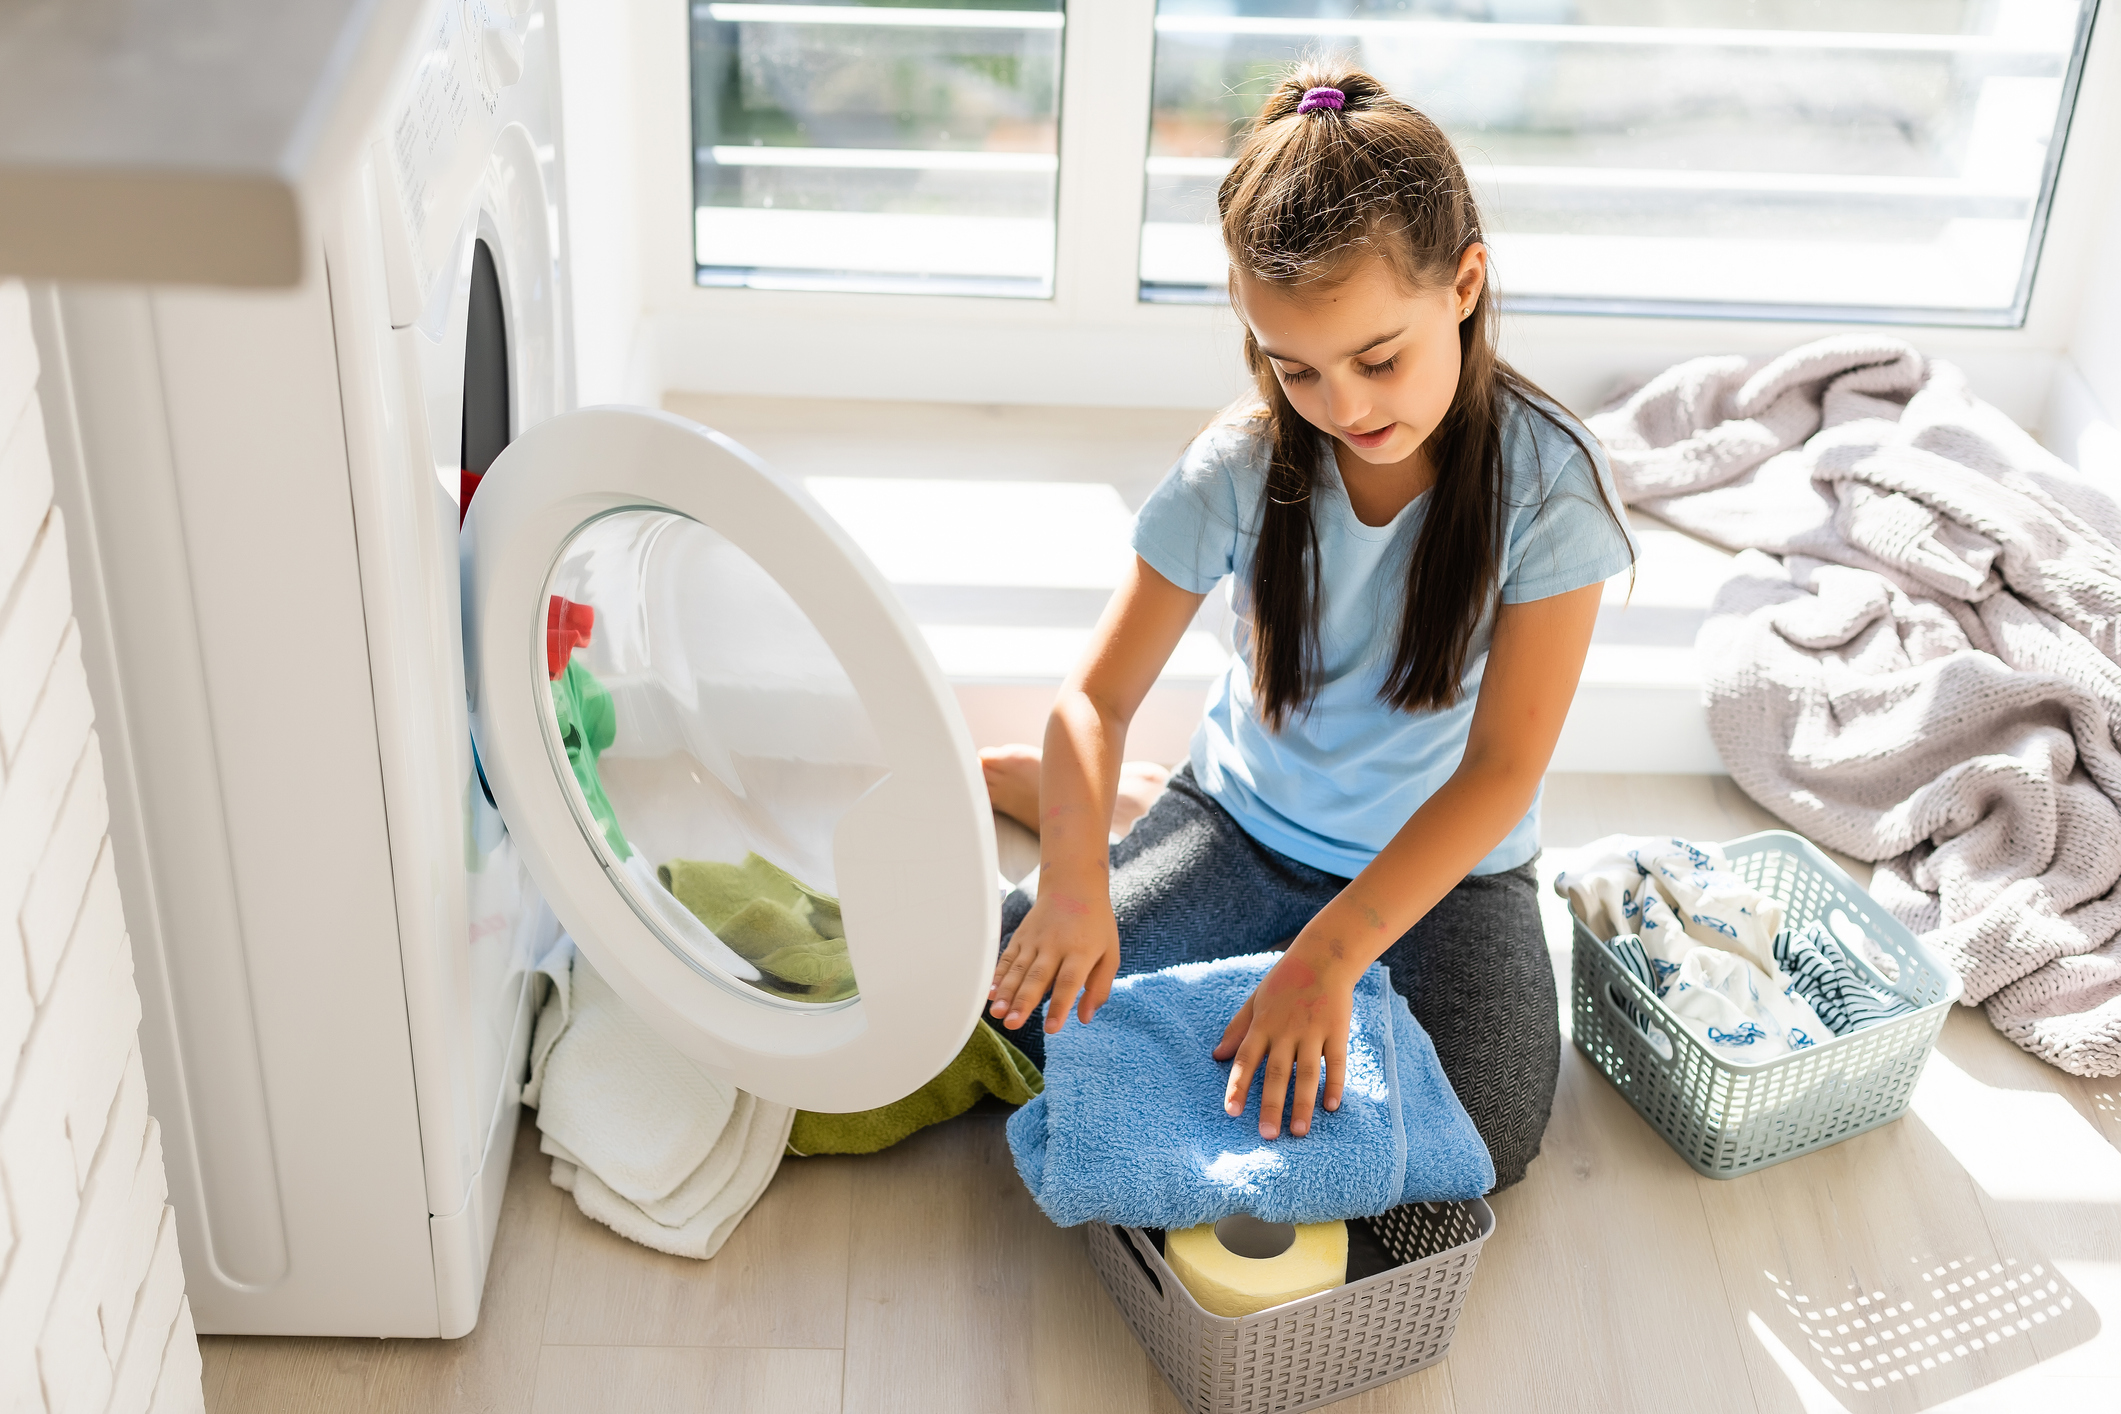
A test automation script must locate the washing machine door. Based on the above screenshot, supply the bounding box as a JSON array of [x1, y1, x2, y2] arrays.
[[462, 407, 1000, 1112]]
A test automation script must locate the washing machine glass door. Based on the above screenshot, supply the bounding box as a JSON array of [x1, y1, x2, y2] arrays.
[[462, 407, 1000, 1112]]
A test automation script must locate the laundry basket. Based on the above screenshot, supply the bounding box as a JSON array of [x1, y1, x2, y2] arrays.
[[1085, 1199, 1494, 1414], [1570, 830, 1961, 1179]]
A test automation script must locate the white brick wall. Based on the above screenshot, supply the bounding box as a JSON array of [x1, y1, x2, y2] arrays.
[[0, 281, 203, 1413]]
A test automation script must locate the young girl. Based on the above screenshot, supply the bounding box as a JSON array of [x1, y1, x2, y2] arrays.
[[982, 65, 1633, 1189]]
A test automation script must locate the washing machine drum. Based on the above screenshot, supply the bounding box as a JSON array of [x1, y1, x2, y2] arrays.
[[463, 407, 1000, 1113]]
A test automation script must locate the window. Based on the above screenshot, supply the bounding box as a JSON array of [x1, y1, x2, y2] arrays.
[[690, 0, 1066, 297], [1140, 0, 2097, 324]]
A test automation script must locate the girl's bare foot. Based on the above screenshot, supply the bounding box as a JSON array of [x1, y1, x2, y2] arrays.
[[980, 746, 1043, 831], [979, 746, 1173, 839]]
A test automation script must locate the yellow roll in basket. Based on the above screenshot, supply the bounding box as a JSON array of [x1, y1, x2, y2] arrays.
[[1165, 1215, 1349, 1317]]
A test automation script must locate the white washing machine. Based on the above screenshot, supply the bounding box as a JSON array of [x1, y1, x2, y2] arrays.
[[37, 0, 997, 1338]]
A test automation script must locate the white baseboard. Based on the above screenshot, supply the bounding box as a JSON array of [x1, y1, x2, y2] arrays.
[[1552, 681, 1721, 775], [952, 680, 1213, 767], [2045, 356, 2121, 478]]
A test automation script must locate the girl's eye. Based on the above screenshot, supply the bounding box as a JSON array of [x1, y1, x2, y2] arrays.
[[1277, 364, 1317, 384], [1358, 355, 1399, 378]]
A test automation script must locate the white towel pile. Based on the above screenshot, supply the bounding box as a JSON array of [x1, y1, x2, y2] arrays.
[[1557, 837, 1833, 1058], [524, 937, 793, 1259]]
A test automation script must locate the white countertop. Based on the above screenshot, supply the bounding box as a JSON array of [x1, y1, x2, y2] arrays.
[[0, 0, 424, 286]]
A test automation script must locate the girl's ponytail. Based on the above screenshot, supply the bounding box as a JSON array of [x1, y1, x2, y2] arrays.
[[1221, 62, 1619, 728]]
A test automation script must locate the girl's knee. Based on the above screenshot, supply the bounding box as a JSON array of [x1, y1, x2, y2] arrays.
[[1436, 998, 1557, 1191], [1478, 1067, 1557, 1190]]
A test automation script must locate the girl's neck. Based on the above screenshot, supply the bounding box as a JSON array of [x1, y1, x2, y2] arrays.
[[1332, 436, 1436, 527]]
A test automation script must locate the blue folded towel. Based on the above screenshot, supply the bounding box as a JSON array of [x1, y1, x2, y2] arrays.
[[1004, 953, 1493, 1228]]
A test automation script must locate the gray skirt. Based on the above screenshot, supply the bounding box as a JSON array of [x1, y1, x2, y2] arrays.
[[990, 765, 1559, 1190]]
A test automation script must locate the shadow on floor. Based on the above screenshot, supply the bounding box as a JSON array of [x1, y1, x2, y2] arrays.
[[1761, 1244, 2092, 1405], [1722, 1104, 2100, 1413]]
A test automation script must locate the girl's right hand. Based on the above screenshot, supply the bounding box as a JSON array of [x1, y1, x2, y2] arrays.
[[988, 872, 1121, 1035]]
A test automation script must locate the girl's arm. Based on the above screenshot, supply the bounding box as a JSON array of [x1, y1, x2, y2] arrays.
[[989, 556, 1207, 1035], [1215, 580, 1605, 1139]]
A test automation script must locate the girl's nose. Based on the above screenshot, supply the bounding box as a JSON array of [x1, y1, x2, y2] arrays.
[[1322, 379, 1370, 432]]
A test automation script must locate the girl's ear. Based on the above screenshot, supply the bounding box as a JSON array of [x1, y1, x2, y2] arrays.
[[1455, 243, 1488, 318]]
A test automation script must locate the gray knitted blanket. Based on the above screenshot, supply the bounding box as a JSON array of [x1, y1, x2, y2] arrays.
[[1589, 335, 2121, 1077]]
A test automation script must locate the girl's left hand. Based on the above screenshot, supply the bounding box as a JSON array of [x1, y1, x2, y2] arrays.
[[1213, 940, 1357, 1139]]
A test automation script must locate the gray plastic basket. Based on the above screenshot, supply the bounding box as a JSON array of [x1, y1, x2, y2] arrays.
[[1086, 1200, 1494, 1414], [1570, 829, 1961, 1179]]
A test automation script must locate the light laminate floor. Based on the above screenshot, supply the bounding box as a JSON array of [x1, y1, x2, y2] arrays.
[[198, 774, 2121, 1413]]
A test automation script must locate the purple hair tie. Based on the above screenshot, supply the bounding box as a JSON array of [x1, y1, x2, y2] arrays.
[[1296, 86, 1345, 115]]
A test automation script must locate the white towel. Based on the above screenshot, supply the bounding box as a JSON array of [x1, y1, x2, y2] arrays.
[[544, 1089, 767, 1230], [547, 1104, 792, 1261], [524, 939, 793, 1259], [538, 959, 742, 1205], [522, 932, 578, 1109]]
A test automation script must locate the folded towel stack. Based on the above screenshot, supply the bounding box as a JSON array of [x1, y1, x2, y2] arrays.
[[525, 939, 794, 1259], [1006, 953, 1493, 1229], [1557, 835, 1913, 1059]]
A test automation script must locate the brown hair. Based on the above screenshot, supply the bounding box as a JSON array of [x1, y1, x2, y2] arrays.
[[1220, 63, 1627, 728]]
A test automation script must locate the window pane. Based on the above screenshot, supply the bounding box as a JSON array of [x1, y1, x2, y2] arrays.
[[1141, 1, 2095, 323], [691, 0, 1065, 297]]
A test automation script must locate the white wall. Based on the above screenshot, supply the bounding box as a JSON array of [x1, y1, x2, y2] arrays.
[[2072, 186, 2121, 414], [552, 0, 652, 407], [0, 282, 203, 1413], [564, 0, 2121, 432], [2046, 173, 2121, 475]]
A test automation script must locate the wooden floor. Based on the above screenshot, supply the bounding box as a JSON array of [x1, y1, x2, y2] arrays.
[[198, 774, 2121, 1413]]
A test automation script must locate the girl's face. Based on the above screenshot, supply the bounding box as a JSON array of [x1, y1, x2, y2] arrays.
[[1232, 245, 1486, 469]]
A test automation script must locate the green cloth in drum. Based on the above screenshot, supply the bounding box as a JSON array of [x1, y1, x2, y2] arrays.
[[659, 853, 856, 1000], [550, 661, 629, 860]]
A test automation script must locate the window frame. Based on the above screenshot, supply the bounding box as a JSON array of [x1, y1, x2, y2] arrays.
[[1137, 5, 2105, 327], [687, 0, 1074, 299], [601, 0, 2121, 420]]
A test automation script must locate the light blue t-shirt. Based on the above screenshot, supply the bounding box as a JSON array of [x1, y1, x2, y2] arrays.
[[1131, 395, 1636, 878]]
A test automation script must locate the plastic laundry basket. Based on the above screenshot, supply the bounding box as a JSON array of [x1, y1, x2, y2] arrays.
[[1570, 829, 1961, 1179], [1086, 1199, 1494, 1414]]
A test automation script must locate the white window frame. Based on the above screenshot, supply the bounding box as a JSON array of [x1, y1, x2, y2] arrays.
[[690, 1, 1071, 298], [1137, 8, 2103, 325], [571, 0, 2121, 435]]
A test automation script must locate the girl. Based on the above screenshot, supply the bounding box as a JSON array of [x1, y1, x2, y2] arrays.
[[982, 65, 1634, 1189]]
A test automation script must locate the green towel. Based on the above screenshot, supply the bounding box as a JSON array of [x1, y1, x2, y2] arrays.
[[659, 851, 1041, 1151], [551, 660, 629, 859], [786, 1024, 1044, 1157], [660, 854, 857, 1001], [660, 854, 804, 927]]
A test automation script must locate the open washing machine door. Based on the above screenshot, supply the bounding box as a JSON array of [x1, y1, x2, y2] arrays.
[[462, 407, 1000, 1112]]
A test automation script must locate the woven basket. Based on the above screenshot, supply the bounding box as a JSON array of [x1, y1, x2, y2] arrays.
[[1086, 1200, 1493, 1414], [1571, 829, 1961, 1179]]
